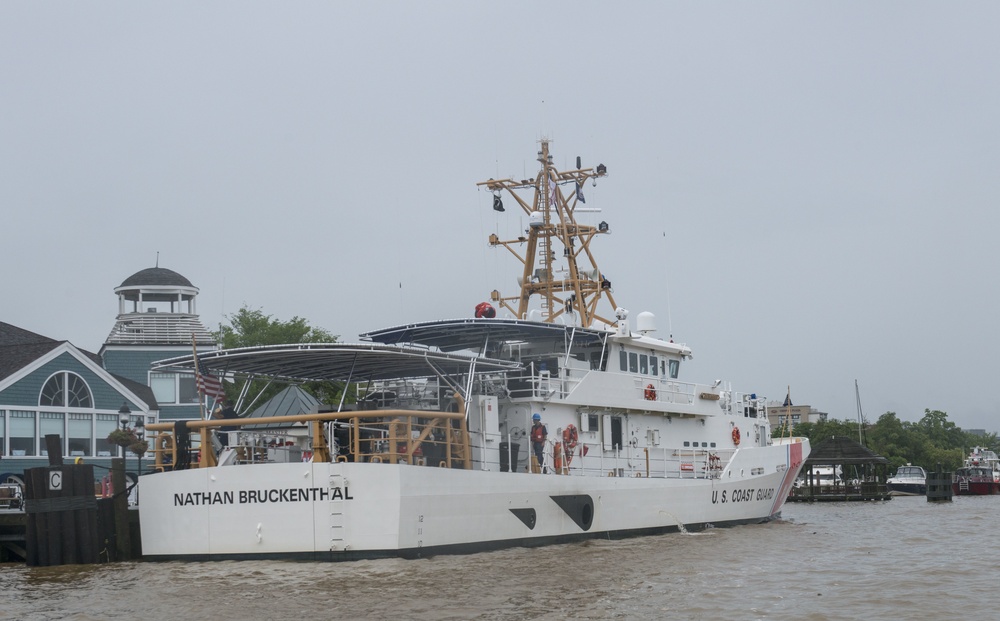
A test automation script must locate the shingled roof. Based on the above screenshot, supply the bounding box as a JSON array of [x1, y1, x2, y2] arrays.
[[119, 267, 193, 288], [0, 322, 60, 381], [0, 321, 158, 409]]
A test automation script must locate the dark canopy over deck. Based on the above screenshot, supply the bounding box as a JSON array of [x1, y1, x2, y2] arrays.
[[151, 342, 521, 383], [362, 318, 610, 353]]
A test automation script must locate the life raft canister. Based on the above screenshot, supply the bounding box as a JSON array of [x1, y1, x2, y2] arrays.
[[732, 427, 741, 446], [644, 384, 657, 401]]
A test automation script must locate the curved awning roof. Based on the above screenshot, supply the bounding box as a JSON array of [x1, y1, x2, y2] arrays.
[[362, 318, 611, 352], [151, 342, 521, 383]]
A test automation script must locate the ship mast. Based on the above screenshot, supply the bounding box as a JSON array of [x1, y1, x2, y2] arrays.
[[477, 139, 615, 328]]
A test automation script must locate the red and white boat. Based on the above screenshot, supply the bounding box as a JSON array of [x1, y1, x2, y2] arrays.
[[953, 447, 1000, 495]]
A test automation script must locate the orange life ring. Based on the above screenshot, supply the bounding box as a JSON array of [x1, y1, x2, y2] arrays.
[[732, 427, 741, 446], [562, 424, 578, 467], [562, 424, 578, 451], [644, 384, 657, 401]]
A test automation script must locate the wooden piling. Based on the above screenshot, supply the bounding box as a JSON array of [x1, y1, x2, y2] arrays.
[[112, 458, 131, 561], [22, 435, 102, 565], [23, 464, 101, 565]]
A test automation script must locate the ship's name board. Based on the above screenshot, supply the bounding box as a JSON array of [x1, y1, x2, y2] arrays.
[[173, 486, 353, 507], [711, 487, 775, 504]]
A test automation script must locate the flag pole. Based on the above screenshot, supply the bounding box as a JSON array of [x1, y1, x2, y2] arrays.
[[192, 334, 206, 420], [784, 385, 791, 439]]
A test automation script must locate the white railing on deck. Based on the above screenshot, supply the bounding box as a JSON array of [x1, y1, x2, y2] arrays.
[[495, 438, 733, 479], [508, 364, 700, 404]]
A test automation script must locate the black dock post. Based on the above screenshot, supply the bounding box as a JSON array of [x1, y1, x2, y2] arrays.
[[111, 457, 131, 561], [926, 464, 954, 502], [23, 434, 100, 565]]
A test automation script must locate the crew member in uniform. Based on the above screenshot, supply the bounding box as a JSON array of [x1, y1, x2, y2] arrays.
[[530, 413, 547, 472]]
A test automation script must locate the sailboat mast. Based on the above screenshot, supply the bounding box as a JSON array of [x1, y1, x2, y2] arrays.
[[855, 379, 866, 446]]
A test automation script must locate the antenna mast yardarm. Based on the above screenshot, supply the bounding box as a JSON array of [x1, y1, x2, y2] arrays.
[[478, 139, 614, 328]]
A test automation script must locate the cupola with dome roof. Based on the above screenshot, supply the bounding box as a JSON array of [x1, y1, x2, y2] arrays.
[[104, 266, 215, 346], [100, 264, 219, 421]]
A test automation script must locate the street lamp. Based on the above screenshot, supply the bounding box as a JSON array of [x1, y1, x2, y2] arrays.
[[118, 403, 131, 459]]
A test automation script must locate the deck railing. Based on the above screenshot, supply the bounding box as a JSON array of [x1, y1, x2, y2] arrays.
[[145, 402, 472, 472], [515, 439, 733, 479]]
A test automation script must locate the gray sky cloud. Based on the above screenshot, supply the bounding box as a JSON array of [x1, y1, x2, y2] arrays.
[[3, 2, 997, 430]]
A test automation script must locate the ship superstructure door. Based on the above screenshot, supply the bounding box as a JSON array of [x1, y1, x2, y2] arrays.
[[602, 413, 623, 452], [468, 395, 500, 470]]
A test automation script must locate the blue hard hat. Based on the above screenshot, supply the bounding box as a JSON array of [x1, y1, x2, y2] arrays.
[[532, 413, 541, 421]]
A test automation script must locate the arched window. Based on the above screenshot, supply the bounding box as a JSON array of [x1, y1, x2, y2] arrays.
[[40, 372, 93, 408]]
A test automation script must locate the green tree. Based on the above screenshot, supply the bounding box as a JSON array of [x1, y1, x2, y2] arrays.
[[215, 305, 348, 409], [217, 306, 338, 348], [799, 408, 999, 472]]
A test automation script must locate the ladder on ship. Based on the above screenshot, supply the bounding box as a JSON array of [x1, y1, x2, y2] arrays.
[[538, 232, 553, 320], [329, 472, 346, 550]]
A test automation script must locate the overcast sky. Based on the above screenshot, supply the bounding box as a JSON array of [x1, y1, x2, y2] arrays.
[[3, 2, 998, 431]]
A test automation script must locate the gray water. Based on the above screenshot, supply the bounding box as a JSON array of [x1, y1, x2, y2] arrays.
[[1, 496, 994, 620]]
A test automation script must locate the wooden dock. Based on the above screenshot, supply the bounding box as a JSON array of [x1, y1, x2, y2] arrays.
[[2, 440, 139, 565]]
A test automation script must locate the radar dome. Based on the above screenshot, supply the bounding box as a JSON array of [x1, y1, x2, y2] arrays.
[[636, 311, 657, 334]]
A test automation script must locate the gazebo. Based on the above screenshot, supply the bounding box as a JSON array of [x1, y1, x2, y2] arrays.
[[788, 435, 891, 502]]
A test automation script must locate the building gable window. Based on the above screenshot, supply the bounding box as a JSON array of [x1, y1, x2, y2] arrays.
[[40, 372, 93, 408]]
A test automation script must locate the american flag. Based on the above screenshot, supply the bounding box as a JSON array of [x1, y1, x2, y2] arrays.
[[195, 357, 225, 400]]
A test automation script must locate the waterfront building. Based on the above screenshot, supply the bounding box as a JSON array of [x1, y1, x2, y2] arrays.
[[1, 265, 217, 485], [766, 401, 827, 431], [0, 322, 157, 485]]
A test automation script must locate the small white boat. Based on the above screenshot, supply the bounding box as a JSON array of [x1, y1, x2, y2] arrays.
[[886, 464, 927, 496]]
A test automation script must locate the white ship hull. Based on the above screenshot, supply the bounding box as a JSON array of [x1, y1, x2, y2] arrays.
[[140, 441, 804, 560]]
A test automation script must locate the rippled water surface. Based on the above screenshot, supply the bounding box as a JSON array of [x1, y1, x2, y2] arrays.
[[2, 496, 994, 620]]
